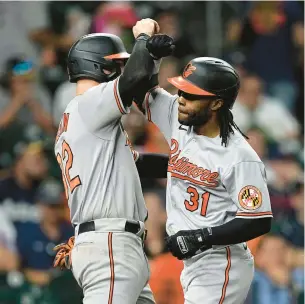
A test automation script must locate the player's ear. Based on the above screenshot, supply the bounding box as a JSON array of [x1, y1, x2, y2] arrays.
[[210, 99, 223, 111]]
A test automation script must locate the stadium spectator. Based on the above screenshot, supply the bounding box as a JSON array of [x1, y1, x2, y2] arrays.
[[0, 57, 54, 136], [146, 191, 184, 304], [39, 46, 67, 97], [0, 2, 49, 74], [16, 179, 73, 286], [0, 209, 18, 272], [30, 3, 91, 53], [251, 235, 293, 304], [246, 128, 277, 185], [149, 252, 184, 304], [144, 192, 167, 257], [0, 141, 48, 228], [90, 1, 138, 49], [227, 1, 304, 111], [232, 74, 300, 145], [158, 57, 180, 95], [275, 180, 304, 296], [155, 9, 195, 60], [278, 180, 304, 248]]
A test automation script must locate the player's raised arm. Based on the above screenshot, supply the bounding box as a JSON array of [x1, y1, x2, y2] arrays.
[[117, 19, 160, 106], [130, 35, 178, 144], [69, 19, 175, 135]]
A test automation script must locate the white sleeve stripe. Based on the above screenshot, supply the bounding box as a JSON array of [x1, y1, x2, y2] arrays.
[[236, 214, 273, 219], [236, 211, 273, 218], [114, 77, 128, 115]]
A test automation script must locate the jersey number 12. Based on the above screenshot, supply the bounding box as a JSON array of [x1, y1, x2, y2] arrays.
[[56, 140, 82, 199], [184, 186, 210, 216]]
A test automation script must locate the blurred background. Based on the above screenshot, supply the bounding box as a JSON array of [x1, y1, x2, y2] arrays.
[[0, 1, 303, 303]]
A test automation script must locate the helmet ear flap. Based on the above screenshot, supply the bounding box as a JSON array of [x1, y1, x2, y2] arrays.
[[68, 60, 80, 74], [68, 58, 122, 83], [99, 59, 122, 81]]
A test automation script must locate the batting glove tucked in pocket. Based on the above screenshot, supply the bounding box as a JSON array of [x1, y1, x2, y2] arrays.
[[53, 236, 75, 270]]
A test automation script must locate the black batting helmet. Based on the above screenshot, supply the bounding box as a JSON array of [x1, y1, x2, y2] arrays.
[[67, 33, 130, 83], [168, 57, 240, 109]]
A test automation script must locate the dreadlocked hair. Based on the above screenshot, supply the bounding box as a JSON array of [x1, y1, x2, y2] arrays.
[[217, 103, 248, 147]]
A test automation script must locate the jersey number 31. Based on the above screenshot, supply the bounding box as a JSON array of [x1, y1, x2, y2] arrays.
[[185, 186, 210, 216], [56, 140, 82, 199]]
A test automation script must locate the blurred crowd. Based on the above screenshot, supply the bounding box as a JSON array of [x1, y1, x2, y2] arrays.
[[0, 1, 303, 303]]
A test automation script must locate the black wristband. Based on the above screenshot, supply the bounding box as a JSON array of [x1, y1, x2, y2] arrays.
[[202, 227, 213, 246], [137, 34, 160, 59], [136, 33, 151, 41]]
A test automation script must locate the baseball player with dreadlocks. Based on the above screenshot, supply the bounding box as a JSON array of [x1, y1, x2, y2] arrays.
[[136, 47, 273, 303]]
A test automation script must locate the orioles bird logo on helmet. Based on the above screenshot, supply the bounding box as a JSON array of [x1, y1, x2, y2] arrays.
[[183, 63, 196, 78]]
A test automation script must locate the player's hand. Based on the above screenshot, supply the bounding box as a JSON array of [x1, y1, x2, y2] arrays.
[[133, 18, 160, 39], [146, 34, 175, 60], [165, 229, 210, 260]]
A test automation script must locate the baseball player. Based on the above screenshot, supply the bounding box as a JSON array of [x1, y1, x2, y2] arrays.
[[136, 55, 273, 303], [53, 19, 173, 304]]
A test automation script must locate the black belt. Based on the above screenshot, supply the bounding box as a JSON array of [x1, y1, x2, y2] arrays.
[[75, 220, 147, 241]]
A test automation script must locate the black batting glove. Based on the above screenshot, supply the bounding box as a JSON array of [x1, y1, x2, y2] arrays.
[[146, 34, 175, 60], [165, 229, 211, 260]]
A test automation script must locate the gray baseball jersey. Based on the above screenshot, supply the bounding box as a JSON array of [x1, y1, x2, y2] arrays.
[[143, 87, 271, 303], [54, 77, 147, 225], [143, 88, 273, 235]]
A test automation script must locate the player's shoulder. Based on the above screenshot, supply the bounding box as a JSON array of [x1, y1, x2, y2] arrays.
[[76, 82, 112, 105], [227, 131, 262, 164], [55, 81, 76, 97], [63, 96, 78, 112], [61, 83, 107, 117]]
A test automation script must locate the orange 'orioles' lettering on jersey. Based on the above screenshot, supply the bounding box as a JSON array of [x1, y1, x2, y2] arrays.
[[168, 138, 219, 188], [56, 113, 70, 143]]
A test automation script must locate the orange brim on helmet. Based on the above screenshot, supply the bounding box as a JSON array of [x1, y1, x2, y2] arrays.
[[168, 76, 216, 96], [104, 52, 130, 60]]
